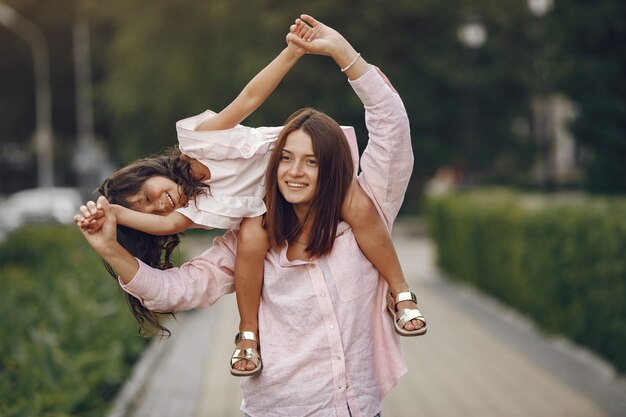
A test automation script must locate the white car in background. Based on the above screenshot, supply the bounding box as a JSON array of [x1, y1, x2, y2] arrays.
[[0, 187, 82, 238]]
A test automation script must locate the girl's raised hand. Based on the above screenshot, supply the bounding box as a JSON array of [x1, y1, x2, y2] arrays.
[[286, 21, 315, 58]]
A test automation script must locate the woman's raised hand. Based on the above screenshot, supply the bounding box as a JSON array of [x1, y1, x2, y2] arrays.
[[287, 14, 368, 80], [288, 14, 345, 57]]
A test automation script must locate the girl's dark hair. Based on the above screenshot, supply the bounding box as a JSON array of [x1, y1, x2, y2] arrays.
[[265, 108, 354, 257], [98, 148, 207, 337]]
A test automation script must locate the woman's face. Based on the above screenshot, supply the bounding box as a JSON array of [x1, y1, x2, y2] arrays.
[[277, 129, 319, 216], [125, 176, 186, 214]]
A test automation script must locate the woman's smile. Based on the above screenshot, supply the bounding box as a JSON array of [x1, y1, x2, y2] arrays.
[[285, 181, 308, 189]]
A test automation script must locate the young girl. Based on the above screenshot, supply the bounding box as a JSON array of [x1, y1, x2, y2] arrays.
[[79, 22, 426, 378]]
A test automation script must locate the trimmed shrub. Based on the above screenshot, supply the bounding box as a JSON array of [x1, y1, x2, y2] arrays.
[[427, 189, 626, 373], [0, 224, 148, 417]]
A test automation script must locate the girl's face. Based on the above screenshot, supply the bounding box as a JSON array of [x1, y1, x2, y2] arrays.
[[126, 176, 186, 214], [277, 130, 319, 218]]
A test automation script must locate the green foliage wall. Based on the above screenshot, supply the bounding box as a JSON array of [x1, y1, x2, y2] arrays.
[[427, 189, 626, 373], [0, 225, 148, 417]]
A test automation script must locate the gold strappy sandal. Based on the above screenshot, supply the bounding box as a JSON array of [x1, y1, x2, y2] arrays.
[[230, 331, 262, 377], [387, 291, 427, 336]]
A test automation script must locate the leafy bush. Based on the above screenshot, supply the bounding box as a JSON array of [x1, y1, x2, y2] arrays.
[[427, 189, 626, 373], [0, 224, 148, 416]]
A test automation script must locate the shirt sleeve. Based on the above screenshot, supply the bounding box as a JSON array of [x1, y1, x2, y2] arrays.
[[119, 230, 237, 312], [350, 66, 413, 230], [176, 110, 282, 161]]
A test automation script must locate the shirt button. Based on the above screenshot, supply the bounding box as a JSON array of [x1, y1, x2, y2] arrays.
[[338, 385, 342, 390], [320, 292, 326, 297], [329, 324, 335, 329]]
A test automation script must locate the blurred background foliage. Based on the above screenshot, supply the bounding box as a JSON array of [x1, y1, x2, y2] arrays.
[[1, 0, 624, 203], [0, 225, 149, 416], [427, 189, 626, 373]]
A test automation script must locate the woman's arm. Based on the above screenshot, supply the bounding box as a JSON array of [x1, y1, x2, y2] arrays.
[[195, 33, 311, 132], [349, 67, 412, 227], [75, 198, 142, 284], [75, 197, 236, 311], [289, 15, 412, 227]]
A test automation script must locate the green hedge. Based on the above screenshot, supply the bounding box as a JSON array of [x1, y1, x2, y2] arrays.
[[427, 189, 626, 373], [0, 224, 148, 417]]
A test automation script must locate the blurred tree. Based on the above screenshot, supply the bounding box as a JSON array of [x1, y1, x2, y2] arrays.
[[0, 0, 78, 191], [87, 0, 538, 207], [550, 0, 626, 193], [2, 0, 571, 204]]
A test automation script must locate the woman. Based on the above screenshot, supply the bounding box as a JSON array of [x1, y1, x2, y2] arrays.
[[77, 15, 417, 417]]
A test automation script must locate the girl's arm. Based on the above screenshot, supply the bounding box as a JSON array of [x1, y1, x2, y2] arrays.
[[195, 34, 311, 132], [112, 205, 194, 235]]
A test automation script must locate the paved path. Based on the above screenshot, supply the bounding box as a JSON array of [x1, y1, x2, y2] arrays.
[[108, 219, 626, 417]]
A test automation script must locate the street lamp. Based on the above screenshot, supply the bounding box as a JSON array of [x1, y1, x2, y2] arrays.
[[528, 0, 554, 189], [72, 17, 114, 195], [528, 0, 553, 17], [457, 18, 487, 175], [457, 20, 487, 49], [0, 2, 54, 187]]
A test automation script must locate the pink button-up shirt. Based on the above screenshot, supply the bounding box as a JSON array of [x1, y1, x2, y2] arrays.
[[121, 65, 413, 417]]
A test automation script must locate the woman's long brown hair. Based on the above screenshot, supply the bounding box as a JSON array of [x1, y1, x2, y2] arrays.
[[98, 148, 207, 337], [264, 108, 354, 256]]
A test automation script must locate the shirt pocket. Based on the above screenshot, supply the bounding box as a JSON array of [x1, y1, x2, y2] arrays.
[[327, 234, 379, 302]]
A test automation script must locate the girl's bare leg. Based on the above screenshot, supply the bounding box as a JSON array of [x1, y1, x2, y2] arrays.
[[232, 216, 269, 372], [341, 182, 425, 332]]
